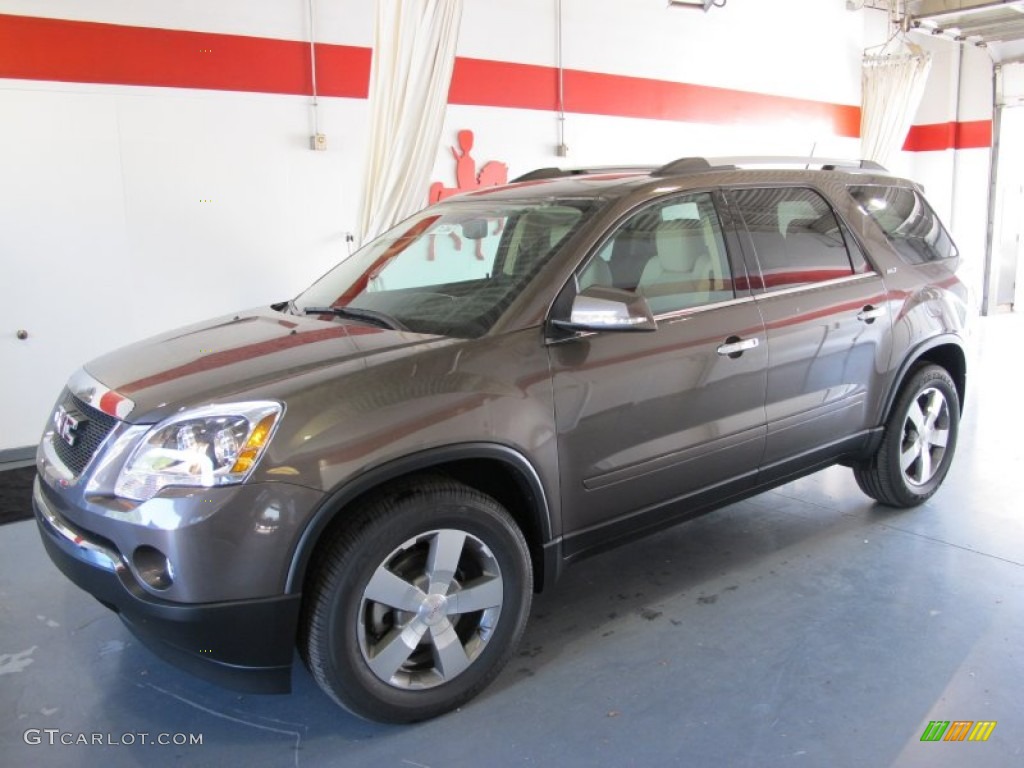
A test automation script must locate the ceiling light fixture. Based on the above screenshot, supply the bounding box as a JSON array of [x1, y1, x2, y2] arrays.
[[667, 0, 726, 11]]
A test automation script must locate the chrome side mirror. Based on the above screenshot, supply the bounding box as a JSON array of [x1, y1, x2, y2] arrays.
[[551, 286, 657, 332]]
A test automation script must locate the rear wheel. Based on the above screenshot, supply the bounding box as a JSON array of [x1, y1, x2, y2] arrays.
[[854, 364, 960, 508], [301, 478, 532, 723]]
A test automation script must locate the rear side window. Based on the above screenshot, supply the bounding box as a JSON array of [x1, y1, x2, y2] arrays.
[[848, 185, 957, 264], [729, 187, 856, 290]]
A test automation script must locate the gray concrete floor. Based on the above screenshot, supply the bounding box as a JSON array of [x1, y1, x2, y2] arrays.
[[2, 314, 1022, 768]]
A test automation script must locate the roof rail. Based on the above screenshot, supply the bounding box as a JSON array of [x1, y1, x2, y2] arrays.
[[709, 156, 889, 172], [511, 165, 655, 183], [650, 157, 715, 177], [650, 156, 890, 176], [514, 157, 890, 184]]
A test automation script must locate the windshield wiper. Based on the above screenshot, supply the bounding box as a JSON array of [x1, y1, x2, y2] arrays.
[[302, 305, 407, 331]]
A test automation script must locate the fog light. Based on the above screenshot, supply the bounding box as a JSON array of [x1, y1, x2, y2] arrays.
[[133, 546, 173, 589]]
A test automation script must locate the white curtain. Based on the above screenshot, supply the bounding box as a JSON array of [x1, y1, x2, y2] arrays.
[[357, 0, 463, 244], [861, 48, 932, 166]]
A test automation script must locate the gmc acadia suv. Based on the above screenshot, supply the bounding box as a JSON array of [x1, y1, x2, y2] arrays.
[[34, 157, 969, 722]]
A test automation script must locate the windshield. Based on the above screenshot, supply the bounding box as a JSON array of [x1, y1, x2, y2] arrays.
[[292, 199, 596, 338]]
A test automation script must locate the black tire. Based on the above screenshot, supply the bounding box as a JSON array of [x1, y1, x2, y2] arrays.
[[854, 364, 960, 508], [300, 477, 532, 723]]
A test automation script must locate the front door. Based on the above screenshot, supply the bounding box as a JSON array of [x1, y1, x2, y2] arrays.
[[549, 191, 768, 558]]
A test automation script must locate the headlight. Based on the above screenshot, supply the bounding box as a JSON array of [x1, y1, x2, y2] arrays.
[[114, 402, 283, 501]]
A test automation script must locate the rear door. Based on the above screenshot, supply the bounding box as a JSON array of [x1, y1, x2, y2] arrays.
[[726, 186, 891, 481], [549, 191, 768, 556]]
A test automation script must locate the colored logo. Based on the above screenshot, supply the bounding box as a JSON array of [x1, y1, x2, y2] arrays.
[[426, 129, 510, 262], [920, 720, 997, 742], [429, 129, 508, 204], [53, 405, 82, 447]]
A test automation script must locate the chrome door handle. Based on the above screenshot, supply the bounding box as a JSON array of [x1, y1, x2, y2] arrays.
[[717, 336, 759, 358], [857, 305, 886, 323]]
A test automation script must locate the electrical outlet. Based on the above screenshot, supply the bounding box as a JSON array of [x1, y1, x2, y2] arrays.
[[311, 134, 327, 151]]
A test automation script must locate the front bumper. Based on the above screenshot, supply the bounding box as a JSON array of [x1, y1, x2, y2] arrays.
[[34, 477, 301, 693]]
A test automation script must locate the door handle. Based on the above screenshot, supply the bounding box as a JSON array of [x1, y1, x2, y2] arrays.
[[857, 305, 886, 323], [717, 336, 759, 358]]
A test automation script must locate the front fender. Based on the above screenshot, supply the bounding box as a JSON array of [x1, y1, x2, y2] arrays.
[[284, 442, 559, 594]]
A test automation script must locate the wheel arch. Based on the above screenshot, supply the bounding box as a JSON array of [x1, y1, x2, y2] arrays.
[[883, 335, 967, 421], [285, 444, 559, 596]]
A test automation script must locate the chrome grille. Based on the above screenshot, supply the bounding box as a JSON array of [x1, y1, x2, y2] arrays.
[[50, 389, 119, 476]]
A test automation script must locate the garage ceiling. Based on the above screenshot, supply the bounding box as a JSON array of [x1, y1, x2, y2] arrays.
[[908, 0, 1024, 45]]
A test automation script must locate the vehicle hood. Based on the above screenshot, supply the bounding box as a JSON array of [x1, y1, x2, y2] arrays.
[[82, 308, 453, 423]]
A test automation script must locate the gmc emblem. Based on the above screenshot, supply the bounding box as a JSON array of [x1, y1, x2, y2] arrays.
[[53, 406, 83, 447]]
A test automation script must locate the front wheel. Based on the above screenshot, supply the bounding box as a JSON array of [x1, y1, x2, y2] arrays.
[[301, 478, 533, 723], [854, 364, 960, 508]]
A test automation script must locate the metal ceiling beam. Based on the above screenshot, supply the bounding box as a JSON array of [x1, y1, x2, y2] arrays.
[[909, 0, 1024, 20], [960, 19, 1024, 36], [908, 0, 1024, 44]]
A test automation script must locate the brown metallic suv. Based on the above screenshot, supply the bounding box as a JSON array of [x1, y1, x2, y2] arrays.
[[33, 157, 969, 722]]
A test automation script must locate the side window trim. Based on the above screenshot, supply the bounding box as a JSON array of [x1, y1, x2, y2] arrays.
[[571, 189, 747, 298], [847, 183, 958, 265], [724, 185, 859, 295], [719, 190, 765, 296], [737, 271, 880, 300], [710, 189, 756, 299], [835, 215, 873, 275]]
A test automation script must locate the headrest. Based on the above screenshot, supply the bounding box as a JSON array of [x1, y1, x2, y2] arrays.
[[778, 200, 818, 237], [655, 220, 708, 273]]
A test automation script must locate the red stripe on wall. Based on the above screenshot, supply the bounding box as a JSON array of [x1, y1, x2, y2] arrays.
[[1, 13, 991, 150], [315, 42, 372, 99], [449, 58, 559, 111], [564, 70, 862, 137], [902, 120, 992, 151], [448, 58, 860, 136], [0, 13, 369, 97], [3, 13, 860, 135]]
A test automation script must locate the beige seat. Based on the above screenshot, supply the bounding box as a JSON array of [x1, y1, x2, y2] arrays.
[[609, 228, 656, 291], [637, 219, 712, 310]]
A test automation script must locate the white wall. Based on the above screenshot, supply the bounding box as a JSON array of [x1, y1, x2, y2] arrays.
[[0, 81, 372, 451], [447, 0, 867, 169], [0, 0, 983, 452]]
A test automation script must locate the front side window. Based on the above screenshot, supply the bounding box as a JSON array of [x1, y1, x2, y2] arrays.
[[578, 192, 735, 314], [294, 200, 595, 338], [848, 185, 957, 265], [730, 187, 857, 290]]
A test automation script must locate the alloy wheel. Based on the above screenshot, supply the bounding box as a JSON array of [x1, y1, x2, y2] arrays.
[[899, 386, 951, 487], [357, 528, 504, 689]]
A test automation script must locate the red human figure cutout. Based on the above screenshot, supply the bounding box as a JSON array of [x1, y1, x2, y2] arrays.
[[452, 130, 479, 192], [429, 130, 509, 204], [428, 130, 511, 259], [427, 230, 463, 261], [477, 161, 508, 188]]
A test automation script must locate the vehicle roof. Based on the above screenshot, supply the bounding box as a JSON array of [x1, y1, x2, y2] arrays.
[[454, 164, 913, 205]]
